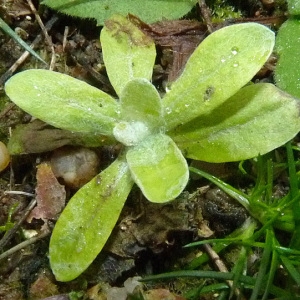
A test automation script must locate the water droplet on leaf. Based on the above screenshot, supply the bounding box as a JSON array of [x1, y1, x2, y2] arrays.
[[220, 56, 226, 63], [231, 47, 239, 55]]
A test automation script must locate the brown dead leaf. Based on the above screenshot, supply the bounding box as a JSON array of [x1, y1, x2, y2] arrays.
[[27, 162, 66, 224], [8, 119, 111, 154], [130, 16, 207, 82]]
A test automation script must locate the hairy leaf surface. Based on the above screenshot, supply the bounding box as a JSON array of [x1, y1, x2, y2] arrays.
[[163, 23, 275, 131], [5, 70, 119, 136], [287, 0, 300, 14], [119, 78, 162, 128], [49, 155, 134, 281], [126, 133, 188, 203], [42, 0, 197, 25], [170, 84, 300, 162], [101, 15, 156, 97]]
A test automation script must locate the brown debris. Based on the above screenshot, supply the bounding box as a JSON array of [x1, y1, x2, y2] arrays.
[[28, 270, 59, 300], [130, 16, 208, 82], [2, 0, 32, 20], [104, 16, 153, 47], [145, 289, 186, 300], [27, 163, 66, 225]]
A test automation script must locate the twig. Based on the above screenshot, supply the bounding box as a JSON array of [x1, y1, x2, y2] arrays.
[[203, 243, 245, 299], [198, 0, 214, 33], [0, 15, 58, 86], [4, 191, 35, 197], [26, 0, 56, 70], [0, 231, 50, 261], [63, 26, 69, 52], [0, 197, 36, 251]]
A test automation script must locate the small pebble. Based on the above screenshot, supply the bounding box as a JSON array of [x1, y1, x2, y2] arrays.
[[0, 141, 10, 172], [50, 146, 100, 189]]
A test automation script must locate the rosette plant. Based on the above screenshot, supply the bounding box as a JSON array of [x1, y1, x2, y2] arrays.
[[5, 15, 300, 281]]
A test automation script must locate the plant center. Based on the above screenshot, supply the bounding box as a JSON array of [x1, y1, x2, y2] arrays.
[[113, 121, 151, 146]]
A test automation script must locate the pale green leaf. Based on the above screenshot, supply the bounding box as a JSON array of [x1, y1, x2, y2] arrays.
[[42, 0, 197, 25], [101, 15, 156, 96], [287, 0, 300, 14], [163, 23, 275, 131], [49, 154, 134, 281], [113, 121, 151, 146], [5, 70, 119, 136], [119, 78, 162, 128], [170, 83, 300, 162], [113, 79, 163, 145], [275, 19, 300, 98], [126, 133, 188, 203]]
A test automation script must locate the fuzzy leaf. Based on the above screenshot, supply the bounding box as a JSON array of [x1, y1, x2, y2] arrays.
[[101, 15, 156, 96], [42, 0, 197, 25], [113, 79, 163, 146], [170, 83, 300, 162], [5, 70, 119, 136], [49, 154, 134, 281], [275, 18, 300, 98], [163, 23, 275, 131], [126, 133, 188, 203], [119, 78, 162, 128]]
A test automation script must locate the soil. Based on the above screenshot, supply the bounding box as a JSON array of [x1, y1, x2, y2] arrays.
[[0, 1, 293, 299]]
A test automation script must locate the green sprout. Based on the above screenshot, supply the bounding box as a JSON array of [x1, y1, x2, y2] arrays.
[[0, 203, 18, 233], [4, 15, 300, 281]]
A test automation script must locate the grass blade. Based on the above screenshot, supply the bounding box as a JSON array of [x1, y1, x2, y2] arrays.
[[0, 17, 46, 64]]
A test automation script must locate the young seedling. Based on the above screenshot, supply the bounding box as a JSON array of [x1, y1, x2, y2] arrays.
[[5, 15, 300, 281]]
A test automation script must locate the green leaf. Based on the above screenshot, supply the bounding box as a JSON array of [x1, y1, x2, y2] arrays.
[[170, 83, 300, 162], [126, 133, 188, 203], [113, 79, 162, 146], [5, 69, 119, 136], [119, 78, 162, 128], [41, 0, 197, 25], [0, 17, 46, 64], [101, 15, 156, 96], [49, 154, 134, 281], [287, 0, 300, 14], [275, 18, 300, 98], [163, 23, 275, 131]]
